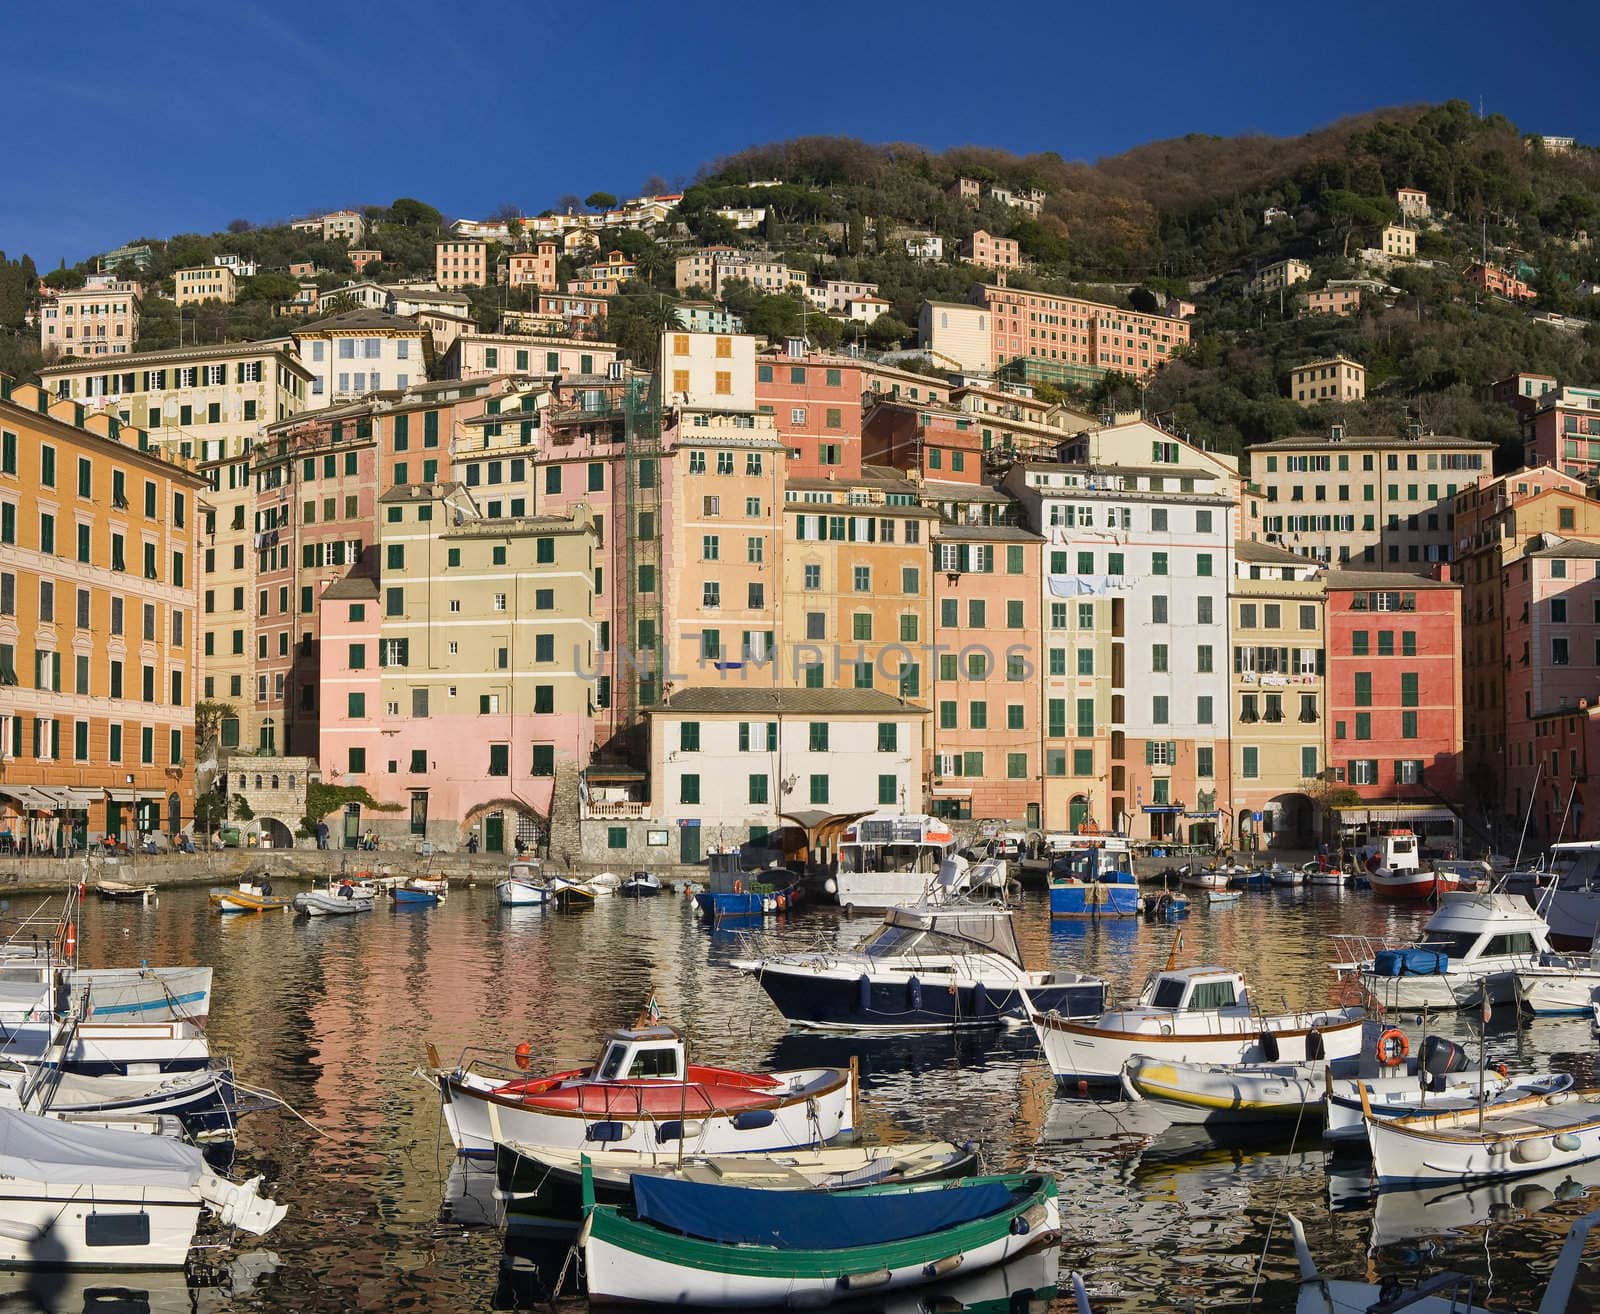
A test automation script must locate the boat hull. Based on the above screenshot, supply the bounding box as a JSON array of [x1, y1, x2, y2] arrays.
[[581, 1177, 1059, 1308], [1032, 1010, 1364, 1085], [1122, 1057, 1324, 1125], [622, 877, 661, 898], [0, 1184, 201, 1268], [1356, 967, 1516, 1012], [1367, 1090, 1600, 1185], [35, 1065, 242, 1139], [207, 889, 292, 914], [392, 888, 439, 906], [833, 872, 950, 910], [1324, 1072, 1567, 1147], [71, 968, 211, 1025], [495, 880, 549, 907], [439, 1066, 854, 1159], [1049, 881, 1140, 918], [748, 963, 1103, 1031], [1368, 870, 1457, 900], [293, 893, 373, 917]]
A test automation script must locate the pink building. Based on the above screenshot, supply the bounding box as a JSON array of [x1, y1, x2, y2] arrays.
[[1303, 287, 1361, 317], [506, 243, 558, 291], [1468, 263, 1536, 303], [1523, 387, 1600, 477], [443, 334, 620, 381], [977, 284, 1191, 385], [348, 249, 382, 274], [538, 293, 607, 334], [754, 350, 864, 478], [862, 402, 985, 485], [569, 251, 637, 297], [961, 229, 1019, 271]]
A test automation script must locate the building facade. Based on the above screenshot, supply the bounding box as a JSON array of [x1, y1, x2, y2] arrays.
[[39, 280, 141, 359], [292, 309, 428, 401], [174, 266, 237, 306], [1290, 356, 1366, 404]]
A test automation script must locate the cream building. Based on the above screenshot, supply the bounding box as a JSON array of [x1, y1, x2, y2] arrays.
[[917, 301, 992, 373], [174, 266, 237, 307], [1381, 225, 1416, 259], [1290, 356, 1366, 404], [1246, 425, 1495, 568], [1251, 259, 1312, 297], [292, 308, 428, 401], [321, 210, 366, 244], [38, 280, 141, 359]]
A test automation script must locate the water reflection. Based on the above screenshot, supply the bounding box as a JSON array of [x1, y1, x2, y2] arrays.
[[0, 886, 1587, 1310]]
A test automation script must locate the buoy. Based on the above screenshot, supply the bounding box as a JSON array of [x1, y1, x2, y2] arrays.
[[62, 923, 77, 957], [733, 879, 742, 895], [1376, 1028, 1409, 1068], [513, 1042, 532, 1071]]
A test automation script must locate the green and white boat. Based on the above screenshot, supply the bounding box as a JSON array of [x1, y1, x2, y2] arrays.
[[579, 1162, 1060, 1308]]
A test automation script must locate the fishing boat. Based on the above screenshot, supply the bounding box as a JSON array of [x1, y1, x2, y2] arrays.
[[293, 888, 373, 917], [1285, 1207, 1600, 1314], [392, 885, 440, 907], [578, 1167, 1060, 1309], [1269, 864, 1306, 888], [1327, 1067, 1573, 1148], [0, 1107, 285, 1269], [91, 879, 156, 902], [1048, 833, 1140, 918], [1144, 890, 1190, 922], [1029, 953, 1364, 1086], [731, 903, 1105, 1031], [1178, 865, 1236, 892], [827, 814, 965, 912], [1331, 891, 1555, 1011], [1364, 1083, 1600, 1185], [407, 875, 450, 895], [430, 1016, 854, 1159], [1362, 829, 1458, 900], [206, 882, 293, 914], [694, 852, 803, 921], [0, 958, 212, 1024], [551, 876, 598, 909], [493, 1138, 978, 1225], [1204, 889, 1241, 907], [1121, 1055, 1326, 1126], [622, 871, 662, 898], [496, 859, 550, 907]]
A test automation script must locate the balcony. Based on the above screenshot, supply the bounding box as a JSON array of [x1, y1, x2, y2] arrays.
[[582, 799, 649, 820]]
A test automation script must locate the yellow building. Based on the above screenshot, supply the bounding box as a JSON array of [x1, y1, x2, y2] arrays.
[[37, 342, 314, 751], [1381, 224, 1416, 259], [1251, 259, 1311, 297], [0, 376, 205, 845], [1290, 356, 1366, 404], [173, 265, 237, 307], [1229, 541, 1326, 851]]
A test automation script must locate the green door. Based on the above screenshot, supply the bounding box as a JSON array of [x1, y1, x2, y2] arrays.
[[342, 804, 361, 850], [485, 811, 504, 854], [679, 825, 700, 864], [1025, 803, 1041, 830], [1069, 797, 1089, 834]]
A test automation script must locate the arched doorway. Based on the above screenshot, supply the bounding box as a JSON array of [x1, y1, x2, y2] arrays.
[[464, 802, 545, 856], [1068, 796, 1090, 833], [261, 818, 295, 850], [1266, 793, 1314, 850]]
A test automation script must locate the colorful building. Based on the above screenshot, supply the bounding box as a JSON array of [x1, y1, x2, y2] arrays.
[[174, 265, 237, 307], [960, 230, 1019, 272], [38, 279, 141, 359], [1250, 259, 1312, 297], [1468, 263, 1536, 303], [1523, 386, 1600, 477], [292, 308, 428, 402], [505, 243, 558, 292], [435, 240, 488, 290], [970, 285, 1191, 386], [442, 334, 619, 381], [1302, 287, 1361, 317], [1290, 356, 1366, 404]]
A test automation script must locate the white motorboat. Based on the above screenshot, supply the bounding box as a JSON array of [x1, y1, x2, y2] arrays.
[[1121, 1055, 1325, 1125], [1332, 892, 1555, 1012], [496, 858, 550, 907], [1504, 841, 1600, 947], [1360, 829, 1461, 901], [1364, 1084, 1600, 1186], [828, 814, 966, 911], [0, 956, 212, 1025], [292, 890, 373, 917], [1178, 865, 1237, 892], [1287, 1206, 1600, 1314], [731, 902, 1104, 1031], [1327, 1068, 1573, 1147], [0, 1106, 284, 1268], [429, 1021, 853, 1159], [1030, 963, 1364, 1086], [1270, 864, 1306, 888], [1303, 862, 1347, 888], [1509, 923, 1600, 1015]]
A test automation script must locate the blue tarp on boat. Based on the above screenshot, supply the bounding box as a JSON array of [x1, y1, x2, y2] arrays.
[[630, 1174, 1021, 1250], [1372, 948, 1448, 977]]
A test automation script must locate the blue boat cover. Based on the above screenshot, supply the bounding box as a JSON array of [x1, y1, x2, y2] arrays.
[[630, 1175, 1021, 1250], [1373, 949, 1448, 977]]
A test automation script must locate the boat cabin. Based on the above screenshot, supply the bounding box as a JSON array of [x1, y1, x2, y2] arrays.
[[1136, 966, 1250, 1014], [1543, 842, 1600, 887], [861, 906, 1025, 969], [1361, 830, 1420, 872], [1049, 834, 1134, 885], [1412, 892, 1551, 963], [506, 857, 542, 882], [839, 814, 956, 876], [590, 1026, 685, 1082]]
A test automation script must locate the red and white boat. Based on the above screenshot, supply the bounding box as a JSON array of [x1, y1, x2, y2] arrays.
[[1362, 830, 1459, 901], [428, 1014, 854, 1159]]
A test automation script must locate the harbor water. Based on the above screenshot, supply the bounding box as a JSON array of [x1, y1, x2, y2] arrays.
[[15, 881, 1600, 1312]]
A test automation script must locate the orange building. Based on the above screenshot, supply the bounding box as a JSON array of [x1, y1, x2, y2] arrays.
[[754, 349, 864, 478]]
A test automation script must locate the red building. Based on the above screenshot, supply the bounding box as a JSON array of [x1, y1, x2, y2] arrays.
[[1324, 568, 1463, 849], [1522, 387, 1600, 478], [1467, 263, 1536, 303], [754, 349, 864, 478], [862, 401, 985, 485]]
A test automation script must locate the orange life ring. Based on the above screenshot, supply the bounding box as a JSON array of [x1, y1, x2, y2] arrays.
[[63, 923, 77, 957], [1376, 1028, 1409, 1069], [1496, 1062, 1509, 1079], [733, 879, 743, 894], [514, 1042, 532, 1071]]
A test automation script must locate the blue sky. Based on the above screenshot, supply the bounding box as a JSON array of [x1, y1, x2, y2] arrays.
[[3, 0, 1596, 269]]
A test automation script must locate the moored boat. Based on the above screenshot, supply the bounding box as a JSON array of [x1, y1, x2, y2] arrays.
[[828, 814, 965, 911], [293, 889, 373, 917], [392, 885, 440, 907], [207, 882, 293, 914], [732, 903, 1104, 1031], [1048, 833, 1140, 918], [1362, 829, 1458, 901], [622, 871, 662, 898], [1121, 1055, 1325, 1126], [694, 851, 803, 920], [91, 880, 156, 902], [579, 1167, 1059, 1309], [429, 1017, 854, 1159], [1030, 960, 1363, 1086], [1178, 865, 1236, 892], [496, 858, 550, 907]]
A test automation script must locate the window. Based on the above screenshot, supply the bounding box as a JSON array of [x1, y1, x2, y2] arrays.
[[1401, 672, 1419, 706], [749, 774, 769, 804], [1242, 747, 1259, 779], [809, 774, 829, 805], [877, 723, 897, 753], [1152, 552, 1168, 576], [1354, 672, 1371, 707], [1152, 696, 1168, 724], [808, 722, 829, 752], [488, 744, 509, 776], [1196, 746, 1214, 778], [1151, 644, 1168, 673]]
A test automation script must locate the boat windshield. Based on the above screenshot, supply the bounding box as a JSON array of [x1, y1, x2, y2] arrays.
[[595, 1042, 679, 1080], [862, 925, 977, 960], [839, 843, 942, 875], [1417, 931, 1479, 958], [1053, 850, 1132, 882]]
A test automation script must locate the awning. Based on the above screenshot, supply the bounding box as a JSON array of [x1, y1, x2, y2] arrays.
[[931, 787, 973, 798], [1330, 805, 1458, 825], [1142, 805, 1186, 814], [0, 787, 66, 812], [1184, 811, 1220, 819], [64, 788, 105, 809], [107, 790, 137, 804]]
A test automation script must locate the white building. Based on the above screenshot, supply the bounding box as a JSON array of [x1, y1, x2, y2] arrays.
[[803, 279, 881, 313], [659, 329, 757, 412], [290, 308, 427, 401], [904, 233, 945, 263], [647, 689, 927, 851], [213, 254, 259, 278]]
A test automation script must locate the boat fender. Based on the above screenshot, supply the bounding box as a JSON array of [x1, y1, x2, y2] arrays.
[[732, 1109, 776, 1131], [733, 879, 742, 895], [655, 1120, 683, 1143], [824, 877, 838, 896], [1555, 1132, 1583, 1152], [973, 982, 991, 1018], [513, 1042, 532, 1071], [923, 1254, 965, 1278], [1512, 1137, 1554, 1165], [1305, 1028, 1324, 1062], [858, 974, 872, 1013], [1376, 1029, 1409, 1069], [585, 1121, 629, 1143], [1547, 1092, 1574, 1107], [1257, 1029, 1281, 1063], [908, 976, 923, 1011], [1496, 1063, 1509, 1079], [1011, 1203, 1050, 1236], [838, 1270, 893, 1292], [1159, 1023, 1173, 1037]]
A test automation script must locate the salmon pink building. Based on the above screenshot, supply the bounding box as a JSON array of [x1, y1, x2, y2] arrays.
[[1323, 568, 1462, 849], [755, 348, 864, 478]]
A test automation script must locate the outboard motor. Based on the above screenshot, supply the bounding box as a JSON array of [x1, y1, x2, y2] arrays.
[[1422, 1035, 1470, 1077]]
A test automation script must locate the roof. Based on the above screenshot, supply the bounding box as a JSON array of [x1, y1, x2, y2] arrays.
[[1250, 433, 1494, 451], [1291, 355, 1365, 370], [935, 523, 1042, 543], [38, 337, 308, 377], [295, 308, 422, 334], [922, 479, 1013, 503], [320, 575, 380, 601], [1323, 569, 1460, 591], [378, 482, 463, 504], [922, 299, 985, 312], [1527, 541, 1600, 560], [650, 689, 929, 717], [1236, 539, 1314, 565]]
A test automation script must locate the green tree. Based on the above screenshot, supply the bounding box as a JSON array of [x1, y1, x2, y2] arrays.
[[586, 192, 618, 211]]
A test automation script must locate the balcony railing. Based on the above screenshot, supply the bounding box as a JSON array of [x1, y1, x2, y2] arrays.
[[582, 800, 649, 820]]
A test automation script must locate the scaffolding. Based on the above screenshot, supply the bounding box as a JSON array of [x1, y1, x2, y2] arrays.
[[617, 372, 664, 757]]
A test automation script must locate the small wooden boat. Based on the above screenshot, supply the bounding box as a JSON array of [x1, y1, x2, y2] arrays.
[[392, 885, 440, 907], [408, 875, 449, 895], [1204, 889, 1241, 906], [207, 882, 293, 914], [622, 871, 661, 898], [92, 879, 156, 902], [1327, 1069, 1572, 1147], [494, 1139, 978, 1226], [1121, 1055, 1325, 1126], [551, 877, 597, 909], [1287, 1205, 1599, 1314], [579, 1168, 1060, 1308], [497, 858, 549, 906], [293, 890, 374, 917], [1269, 865, 1306, 888], [1364, 1084, 1600, 1185], [1178, 865, 1235, 892]]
